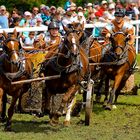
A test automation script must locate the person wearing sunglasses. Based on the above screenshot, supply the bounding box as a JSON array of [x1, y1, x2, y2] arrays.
[[102, 8, 135, 46]]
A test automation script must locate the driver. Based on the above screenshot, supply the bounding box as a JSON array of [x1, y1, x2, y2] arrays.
[[44, 21, 62, 60], [102, 8, 135, 47], [101, 8, 136, 94]]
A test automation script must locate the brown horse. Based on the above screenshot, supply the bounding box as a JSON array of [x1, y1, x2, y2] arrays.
[[39, 23, 90, 125], [96, 31, 136, 110], [0, 30, 33, 131]]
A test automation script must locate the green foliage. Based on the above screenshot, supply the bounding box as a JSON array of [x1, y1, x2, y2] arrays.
[[0, 0, 100, 12]]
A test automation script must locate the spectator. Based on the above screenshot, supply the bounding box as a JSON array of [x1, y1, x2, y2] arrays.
[[24, 31, 35, 46], [87, 11, 97, 23], [125, 2, 139, 20], [62, 9, 73, 26], [50, 6, 57, 18], [9, 17, 21, 28], [107, 3, 115, 20], [99, 3, 115, 22], [64, 0, 72, 11], [95, 0, 108, 18], [53, 10, 64, 35], [9, 8, 20, 26], [36, 17, 44, 27], [30, 6, 41, 26], [77, 6, 83, 13], [11, 8, 20, 18], [69, 2, 78, 22], [77, 12, 86, 28], [115, 0, 124, 9], [19, 11, 32, 38], [0, 5, 9, 28], [41, 6, 51, 26], [39, 4, 46, 14], [93, 2, 100, 13], [84, 3, 93, 19]]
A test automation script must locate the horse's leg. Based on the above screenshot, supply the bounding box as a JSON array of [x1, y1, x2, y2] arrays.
[[0, 88, 4, 121], [103, 77, 110, 107], [42, 88, 51, 115], [1, 93, 7, 122], [63, 96, 76, 126], [17, 93, 23, 113], [57, 85, 79, 116], [5, 93, 19, 131], [95, 78, 104, 103], [105, 74, 124, 110], [49, 85, 78, 125]]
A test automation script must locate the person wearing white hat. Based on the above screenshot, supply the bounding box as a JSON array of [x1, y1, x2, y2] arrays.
[[77, 12, 86, 28], [107, 3, 115, 20], [83, 3, 93, 19], [101, 0, 108, 5], [62, 8, 74, 26], [19, 11, 32, 38]]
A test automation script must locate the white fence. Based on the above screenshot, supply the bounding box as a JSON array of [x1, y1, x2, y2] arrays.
[[0, 20, 140, 53]]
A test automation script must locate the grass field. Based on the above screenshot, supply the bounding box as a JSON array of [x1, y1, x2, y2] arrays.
[[0, 55, 140, 140]]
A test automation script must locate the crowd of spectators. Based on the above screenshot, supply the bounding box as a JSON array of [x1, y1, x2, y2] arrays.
[[0, 0, 140, 46]]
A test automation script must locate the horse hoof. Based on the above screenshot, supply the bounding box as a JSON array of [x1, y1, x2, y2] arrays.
[[105, 105, 112, 111], [49, 119, 59, 126], [112, 105, 117, 109], [63, 121, 70, 127]]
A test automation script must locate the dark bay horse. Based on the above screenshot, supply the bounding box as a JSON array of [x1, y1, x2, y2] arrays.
[[0, 30, 33, 131], [39, 23, 90, 125], [96, 32, 136, 110]]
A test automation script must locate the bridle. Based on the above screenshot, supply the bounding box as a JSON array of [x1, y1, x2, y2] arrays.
[[56, 29, 82, 69], [110, 32, 129, 60], [3, 38, 21, 65]]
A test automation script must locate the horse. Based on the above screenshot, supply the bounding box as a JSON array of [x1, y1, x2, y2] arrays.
[[95, 31, 136, 110], [0, 30, 33, 131], [39, 22, 90, 126]]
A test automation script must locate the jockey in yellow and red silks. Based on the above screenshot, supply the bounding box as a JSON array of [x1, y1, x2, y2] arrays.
[[102, 8, 135, 46]]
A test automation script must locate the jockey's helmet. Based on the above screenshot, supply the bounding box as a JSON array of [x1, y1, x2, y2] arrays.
[[48, 21, 59, 30], [114, 9, 125, 17]]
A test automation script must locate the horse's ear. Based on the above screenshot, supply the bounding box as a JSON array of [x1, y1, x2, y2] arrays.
[[3, 30, 8, 39], [81, 21, 84, 30], [13, 29, 17, 38], [62, 24, 69, 32]]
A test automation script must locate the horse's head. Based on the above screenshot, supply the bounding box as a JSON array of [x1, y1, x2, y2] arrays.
[[3, 29, 21, 65], [110, 32, 129, 59], [63, 22, 84, 56]]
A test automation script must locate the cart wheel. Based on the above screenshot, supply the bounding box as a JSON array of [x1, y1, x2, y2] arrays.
[[85, 80, 94, 126]]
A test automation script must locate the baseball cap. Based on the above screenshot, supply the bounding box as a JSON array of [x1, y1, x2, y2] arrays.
[[0, 5, 6, 10], [42, 6, 50, 10], [109, 3, 115, 9], [101, 0, 107, 5], [24, 11, 32, 16], [50, 6, 56, 10], [37, 17, 43, 22], [87, 3, 93, 7]]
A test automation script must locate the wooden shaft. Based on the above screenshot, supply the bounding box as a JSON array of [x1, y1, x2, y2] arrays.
[[11, 75, 60, 85]]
